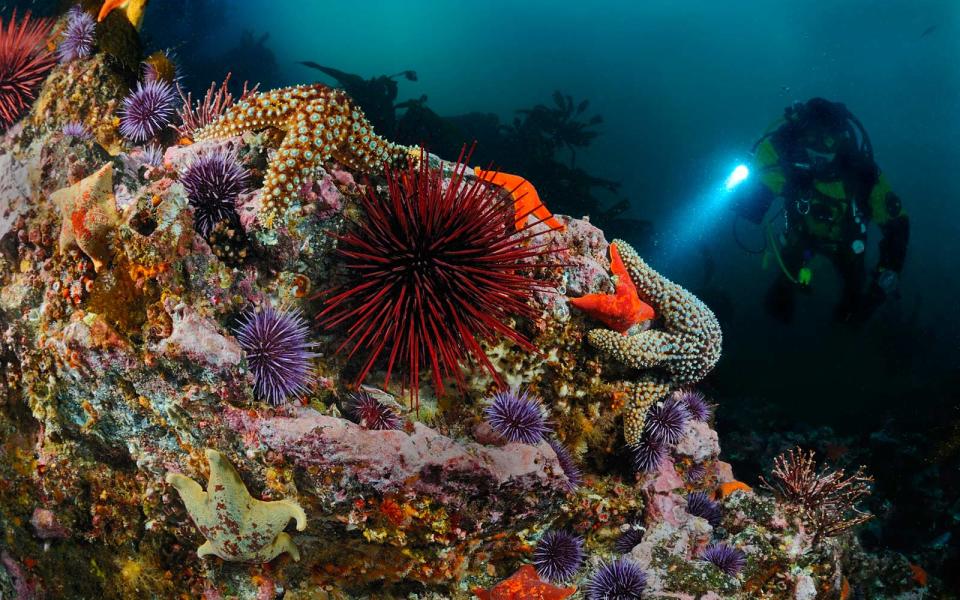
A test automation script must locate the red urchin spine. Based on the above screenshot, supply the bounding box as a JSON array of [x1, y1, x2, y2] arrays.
[[318, 146, 555, 407], [0, 11, 54, 129]]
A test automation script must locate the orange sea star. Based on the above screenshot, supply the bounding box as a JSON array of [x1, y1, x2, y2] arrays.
[[474, 167, 565, 232], [569, 241, 655, 333], [473, 565, 576, 600]]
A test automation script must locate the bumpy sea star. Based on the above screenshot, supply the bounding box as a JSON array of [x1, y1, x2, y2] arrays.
[[166, 449, 307, 562], [193, 84, 412, 224], [51, 163, 120, 273], [584, 239, 722, 445]]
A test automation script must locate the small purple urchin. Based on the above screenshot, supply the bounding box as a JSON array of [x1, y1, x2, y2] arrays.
[[547, 438, 582, 490], [614, 526, 645, 554], [585, 558, 648, 600], [57, 6, 95, 63], [62, 120, 90, 140], [142, 144, 165, 168], [483, 388, 551, 444], [675, 389, 713, 422], [686, 491, 722, 527], [643, 394, 691, 445], [180, 150, 249, 237], [686, 462, 707, 482], [119, 79, 177, 142], [532, 530, 584, 583], [235, 305, 316, 406], [632, 434, 667, 473], [346, 390, 403, 430], [700, 542, 747, 576]]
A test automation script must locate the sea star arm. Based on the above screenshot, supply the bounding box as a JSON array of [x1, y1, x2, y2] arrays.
[[587, 328, 679, 370], [165, 472, 207, 508], [622, 375, 674, 445]]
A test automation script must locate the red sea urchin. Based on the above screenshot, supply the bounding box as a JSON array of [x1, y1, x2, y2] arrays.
[[317, 147, 555, 406], [0, 11, 54, 129]]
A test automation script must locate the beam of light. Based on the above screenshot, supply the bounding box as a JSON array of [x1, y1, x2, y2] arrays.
[[724, 164, 750, 191], [656, 161, 751, 269]]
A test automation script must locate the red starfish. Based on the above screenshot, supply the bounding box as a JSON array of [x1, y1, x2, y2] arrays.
[[474, 167, 566, 232], [473, 565, 576, 600], [568, 241, 655, 333]]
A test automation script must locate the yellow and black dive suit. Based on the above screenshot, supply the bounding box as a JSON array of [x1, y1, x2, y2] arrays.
[[733, 98, 909, 323]]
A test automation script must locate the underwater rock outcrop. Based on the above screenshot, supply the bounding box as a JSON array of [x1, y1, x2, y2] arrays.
[[0, 7, 937, 599]]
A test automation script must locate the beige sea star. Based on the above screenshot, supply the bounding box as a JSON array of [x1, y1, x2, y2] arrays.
[[193, 84, 413, 224], [166, 449, 307, 562], [51, 163, 120, 273], [585, 239, 722, 445]]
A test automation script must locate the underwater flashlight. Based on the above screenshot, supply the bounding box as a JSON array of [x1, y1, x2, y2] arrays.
[[724, 164, 750, 191]]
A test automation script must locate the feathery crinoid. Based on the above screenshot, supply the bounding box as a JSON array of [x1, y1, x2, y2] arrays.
[[317, 146, 555, 408], [235, 305, 317, 406], [175, 73, 258, 139], [0, 10, 54, 129]]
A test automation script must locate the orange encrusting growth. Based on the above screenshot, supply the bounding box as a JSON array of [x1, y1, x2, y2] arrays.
[[474, 167, 566, 232], [568, 242, 656, 333], [97, 0, 127, 22], [714, 480, 753, 500], [473, 565, 576, 600]]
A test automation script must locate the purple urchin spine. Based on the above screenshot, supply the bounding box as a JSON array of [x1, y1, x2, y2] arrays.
[[346, 390, 403, 430], [234, 305, 317, 406], [686, 491, 722, 527], [614, 526, 645, 554], [119, 79, 177, 142], [585, 558, 648, 600], [643, 394, 691, 445], [483, 388, 552, 444], [632, 435, 667, 473], [676, 389, 713, 422], [180, 150, 249, 237], [547, 438, 582, 490], [142, 144, 165, 168], [62, 121, 90, 139], [57, 6, 95, 63], [700, 542, 747, 576], [532, 529, 584, 583]]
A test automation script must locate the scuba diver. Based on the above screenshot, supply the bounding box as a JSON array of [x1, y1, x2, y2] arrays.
[[730, 98, 909, 324]]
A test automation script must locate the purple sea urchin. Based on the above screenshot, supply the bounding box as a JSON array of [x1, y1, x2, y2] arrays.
[[180, 150, 249, 237], [533, 530, 584, 583], [234, 305, 316, 406], [346, 390, 402, 430], [614, 526, 645, 554], [547, 438, 582, 489], [632, 435, 667, 473], [686, 491, 722, 527], [57, 6, 95, 63], [62, 121, 90, 139], [483, 388, 551, 444], [643, 394, 691, 445], [700, 542, 746, 576], [686, 462, 707, 482], [119, 79, 177, 142], [142, 144, 165, 168], [676, 389, 712, 422], [585, 559, 647, 600]]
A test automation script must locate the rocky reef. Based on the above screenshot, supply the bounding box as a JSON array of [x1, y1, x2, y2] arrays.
[[0, 5, 940, 600]]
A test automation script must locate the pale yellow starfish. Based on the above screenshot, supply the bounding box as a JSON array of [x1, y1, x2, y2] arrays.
[[193, 84, 413, 224], [166, 449, 307, 562], [584, 239, 722, 445], [51, 164, 119, 273]]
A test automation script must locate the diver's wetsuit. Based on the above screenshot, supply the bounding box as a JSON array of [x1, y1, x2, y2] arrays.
[[741, 98, 909, 323]]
